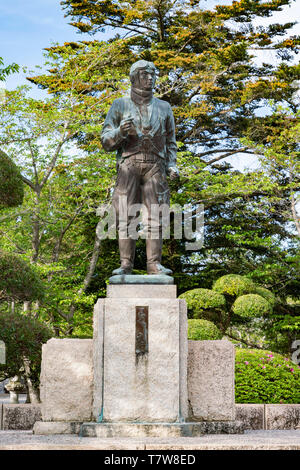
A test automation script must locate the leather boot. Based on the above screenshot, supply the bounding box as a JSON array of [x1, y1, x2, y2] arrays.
[[146, 238, 173, 275], [112, 238, 136, 275]]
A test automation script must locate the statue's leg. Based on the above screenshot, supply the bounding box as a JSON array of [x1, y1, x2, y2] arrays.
[[142, 164, 172, 275], [112, 160, 141, 275]]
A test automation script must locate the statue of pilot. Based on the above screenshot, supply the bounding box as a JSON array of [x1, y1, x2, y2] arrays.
[[101, 60, 179, 275]]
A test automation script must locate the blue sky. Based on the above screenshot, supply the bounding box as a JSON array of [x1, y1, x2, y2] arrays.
[[0, 0, 95, 91]]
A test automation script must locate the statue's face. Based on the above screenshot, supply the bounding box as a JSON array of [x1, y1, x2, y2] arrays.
[[137, 69, 156, 90]]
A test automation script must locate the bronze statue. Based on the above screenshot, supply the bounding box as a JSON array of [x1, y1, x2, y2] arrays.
[[101, 60, 179, 275]]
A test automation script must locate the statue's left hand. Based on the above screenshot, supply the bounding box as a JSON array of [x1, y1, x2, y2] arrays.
[[168, 166, 180, 180]]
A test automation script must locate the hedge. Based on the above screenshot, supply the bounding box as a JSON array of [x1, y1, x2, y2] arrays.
[[235, 348, 300, 403], [188, 319, 223, 340]]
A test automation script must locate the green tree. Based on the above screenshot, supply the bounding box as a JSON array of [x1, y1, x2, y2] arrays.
[[0, 62, 47, 400], [1, 1, 299, 339], [0, 84, 117, 335], [27, 0, 300, 299]]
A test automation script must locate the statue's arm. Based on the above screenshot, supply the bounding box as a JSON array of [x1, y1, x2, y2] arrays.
[[165, 105, 179, 177], [101, 100, 126, 152]]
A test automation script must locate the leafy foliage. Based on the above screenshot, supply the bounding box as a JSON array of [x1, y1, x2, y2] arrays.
[[0, 253, 44, 302], [0, 150, 23, 210], [181, 274, 278, 347], [0, 1, 299, 344], [0, 57, 19, 81], [0, 311, 52, 384], [232, 294, 273, 318], [213, 274, 257, 297], [188, 319, 223, 341], [179, 288, 226, 318], [235, 348, 300, 403]]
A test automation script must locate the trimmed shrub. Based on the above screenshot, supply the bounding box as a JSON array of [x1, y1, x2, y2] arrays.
[[188, 319, 223, 340], [0, 150, 24, 209], [255, 286, 276, 307], [235, 348, 300, 403], [0, 253, 44, 302], [213, 274, 256, 297], [232, 294, 273, 318], [179, 288, 226, 318]]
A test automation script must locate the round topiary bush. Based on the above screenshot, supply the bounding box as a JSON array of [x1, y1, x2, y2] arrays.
[[179, 288, 226, 318], [0, 150, 24, 209], [255, 286, 276, 307], [235, 348, 300, 403], [0, 253, 44, 302], [212, 274, 256, 297], [188, 319, 223, 340], [232, 294, 273, 318]]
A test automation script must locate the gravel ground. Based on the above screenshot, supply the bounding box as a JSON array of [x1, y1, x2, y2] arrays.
[[0, 430, 299, 450]]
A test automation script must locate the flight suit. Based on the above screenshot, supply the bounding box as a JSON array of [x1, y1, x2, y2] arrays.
[[101, 95, 177, 273]]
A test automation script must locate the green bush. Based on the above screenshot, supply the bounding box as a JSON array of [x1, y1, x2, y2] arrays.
[[213, 274, 256, 297], [0, 253, 44, 302], [254, 286, 276, 307], [179, 288, 226, 318], [188, 319, 223, 340], [0, 311, 52, 383], [235, 348, 300, 403], [232, 294, 273, 318], [0, 150, 24, 209]]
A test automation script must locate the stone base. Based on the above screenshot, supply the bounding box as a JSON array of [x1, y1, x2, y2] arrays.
[[33, 421, 82, 435], [93, 285, 188, 422], [80, 421, 245, 438], [109, 274, 174, 284]]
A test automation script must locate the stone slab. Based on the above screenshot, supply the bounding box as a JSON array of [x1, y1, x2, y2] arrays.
[[107, 283, 177, 298], [265, 404, 300, 430], [187, 340, 235, 421], [109, 274, 174, 284], [33, 421, 82, 435], [93, 292, 188, 423], [2, 404, 41, 430], [40, 338, 93, 422], [80, 421, 245, 438], [236, 404, 265, 430], [2, 430, 300, 450]]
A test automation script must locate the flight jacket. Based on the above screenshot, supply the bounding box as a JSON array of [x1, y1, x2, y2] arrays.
[[101, 97, 177, 170]]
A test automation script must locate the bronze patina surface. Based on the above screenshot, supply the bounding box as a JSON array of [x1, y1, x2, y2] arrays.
[[101, 60, 179, 277]]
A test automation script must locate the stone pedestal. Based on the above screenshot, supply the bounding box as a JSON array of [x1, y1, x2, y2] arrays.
[[34, 281, 242, 436], [93, 284, 188, 423]]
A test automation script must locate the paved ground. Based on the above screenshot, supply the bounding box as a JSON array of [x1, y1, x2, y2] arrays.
[[0, 430, 299, 450], [0, 393, 27, 404]]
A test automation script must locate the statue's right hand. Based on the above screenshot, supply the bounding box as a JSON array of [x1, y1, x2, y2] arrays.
[[120, 118, 134, 136]]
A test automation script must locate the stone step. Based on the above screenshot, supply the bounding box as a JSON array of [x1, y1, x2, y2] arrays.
[[79, 421, 245, 438]]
